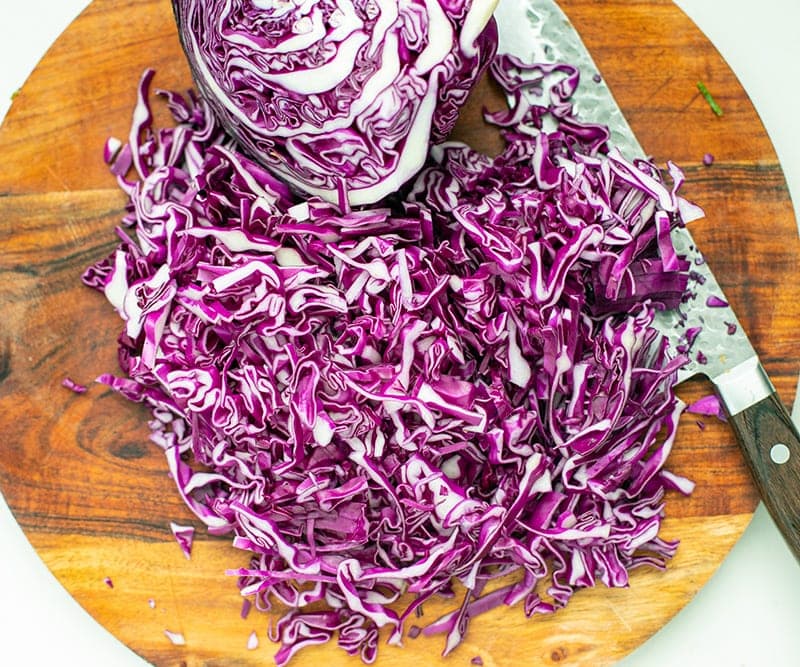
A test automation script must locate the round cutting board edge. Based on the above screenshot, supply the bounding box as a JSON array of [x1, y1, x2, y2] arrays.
[[0, 0, 798, 665]]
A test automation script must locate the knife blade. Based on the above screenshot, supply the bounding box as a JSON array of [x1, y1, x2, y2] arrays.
[[492, 0, 800, 560]]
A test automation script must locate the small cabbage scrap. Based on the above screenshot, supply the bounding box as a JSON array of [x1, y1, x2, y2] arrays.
[[84, 58, 696, 665], [171, 0, 499, 206], [164, 629, 187, 646], [170, 521, 196, 559]]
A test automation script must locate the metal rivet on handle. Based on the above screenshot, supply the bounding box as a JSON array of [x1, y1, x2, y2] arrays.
[[770, 443, 791, 465]]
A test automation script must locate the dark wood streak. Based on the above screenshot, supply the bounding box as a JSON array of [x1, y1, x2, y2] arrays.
[[30, 340, 69, 371], [110, 441, 149, 460], [0, 338, 11, 384], [36, 245, 118, 272], [15, 511, 190, 542], [6, 265, 40, 276]]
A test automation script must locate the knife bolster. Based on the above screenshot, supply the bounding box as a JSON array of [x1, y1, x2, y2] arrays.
[[714, 357, 775, 416]]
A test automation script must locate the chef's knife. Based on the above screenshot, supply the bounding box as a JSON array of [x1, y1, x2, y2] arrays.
[[493, 0, 800, 561]]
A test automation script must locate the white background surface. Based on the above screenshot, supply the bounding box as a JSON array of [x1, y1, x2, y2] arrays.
[[1, 1, 800, 665]]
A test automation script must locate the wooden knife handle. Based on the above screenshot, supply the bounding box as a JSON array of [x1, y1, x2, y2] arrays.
[[727, 392, 800, 562]]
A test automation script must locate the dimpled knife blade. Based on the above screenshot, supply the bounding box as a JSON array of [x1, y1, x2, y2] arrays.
[[492, 0, 800, 561]]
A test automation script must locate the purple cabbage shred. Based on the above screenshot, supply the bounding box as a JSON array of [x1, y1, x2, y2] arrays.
[[62, 377, 88, 394], [686, 395, 727, 422], [170, 521, 196, 559], [706, 295, 729, 308]]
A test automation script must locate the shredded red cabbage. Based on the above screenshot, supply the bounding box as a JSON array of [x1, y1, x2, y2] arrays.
[[84, 53, 697, 664]]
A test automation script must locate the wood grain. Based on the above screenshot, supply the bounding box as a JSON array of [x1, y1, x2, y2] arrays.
[[0, 0, 798, 665]]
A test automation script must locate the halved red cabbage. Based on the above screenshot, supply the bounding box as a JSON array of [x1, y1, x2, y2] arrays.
[[171, 0, 499, 206], [84, 56, 697, 664]]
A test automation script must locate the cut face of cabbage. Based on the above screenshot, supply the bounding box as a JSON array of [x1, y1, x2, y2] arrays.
[[172, 0, 499, 206]]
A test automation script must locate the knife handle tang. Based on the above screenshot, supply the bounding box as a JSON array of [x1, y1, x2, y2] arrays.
[[727, 391, 800, 563]]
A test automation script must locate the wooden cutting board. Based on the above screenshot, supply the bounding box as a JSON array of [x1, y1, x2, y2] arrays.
[[1, 1, 798, 665]]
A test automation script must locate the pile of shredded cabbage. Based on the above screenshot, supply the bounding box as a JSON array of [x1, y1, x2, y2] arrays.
[[84, 54, 697, 665]]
